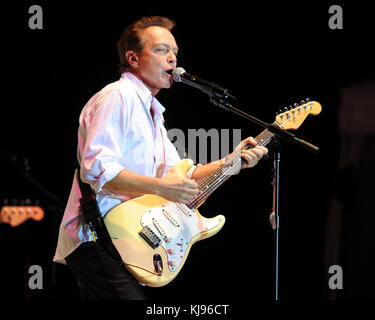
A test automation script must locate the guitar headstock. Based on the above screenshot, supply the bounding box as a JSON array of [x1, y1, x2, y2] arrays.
[[0, 205, 44, 227], [275, 99, 322, 130]]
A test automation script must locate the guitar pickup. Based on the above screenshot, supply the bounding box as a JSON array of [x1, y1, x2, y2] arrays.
[[139, 226, 161, 249]]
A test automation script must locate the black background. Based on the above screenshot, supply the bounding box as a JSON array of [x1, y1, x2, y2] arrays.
[[1, 0, 374, 307]]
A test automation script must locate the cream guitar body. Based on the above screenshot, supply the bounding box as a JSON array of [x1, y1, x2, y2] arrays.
[[104, 159, 225, 287]]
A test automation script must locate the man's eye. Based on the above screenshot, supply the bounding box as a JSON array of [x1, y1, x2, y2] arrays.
[[155, 48, 168, 55], [153, 45, 169, 55]]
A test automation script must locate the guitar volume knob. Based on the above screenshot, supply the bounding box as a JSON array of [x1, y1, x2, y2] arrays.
[[168, 260, 177, 267]]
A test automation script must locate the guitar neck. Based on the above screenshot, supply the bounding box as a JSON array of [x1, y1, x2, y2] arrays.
[[186, 100, 322, 208], [187, 124, 276, 208]]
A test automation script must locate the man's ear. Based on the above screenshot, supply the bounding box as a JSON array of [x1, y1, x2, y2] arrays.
[[126, 50, 139, 68]]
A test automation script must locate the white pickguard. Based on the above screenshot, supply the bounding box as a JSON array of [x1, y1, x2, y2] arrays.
[[140, 202, 221, 272]]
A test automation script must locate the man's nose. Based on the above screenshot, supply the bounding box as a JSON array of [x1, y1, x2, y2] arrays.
[[168, 52, 177, 67]]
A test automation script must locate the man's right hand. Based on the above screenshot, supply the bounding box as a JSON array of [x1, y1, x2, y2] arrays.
[[157, 170, 200, 204]]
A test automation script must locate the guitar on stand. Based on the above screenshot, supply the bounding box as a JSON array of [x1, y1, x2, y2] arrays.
[[0, 200, 44, 227], [1, 154, 63, 299]]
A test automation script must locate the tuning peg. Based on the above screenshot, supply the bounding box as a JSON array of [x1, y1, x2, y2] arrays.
[[293, 103, 299, 108], [306, 98, 311, 102], [300, 99, 305, 105]]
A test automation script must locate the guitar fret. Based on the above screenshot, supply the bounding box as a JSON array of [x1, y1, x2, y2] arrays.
[[190, 125, 279, 208]]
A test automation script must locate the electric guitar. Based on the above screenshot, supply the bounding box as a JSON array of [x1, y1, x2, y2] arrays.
[[104, 100, 322, 287], [0, 204, 44, 227]]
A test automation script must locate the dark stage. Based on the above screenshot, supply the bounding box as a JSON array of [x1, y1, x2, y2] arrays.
[[1, 1, 374, 308]]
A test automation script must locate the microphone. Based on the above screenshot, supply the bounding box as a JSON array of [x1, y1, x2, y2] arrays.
[[171, 67, 235, 100]]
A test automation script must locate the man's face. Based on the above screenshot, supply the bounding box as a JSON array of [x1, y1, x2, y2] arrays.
[[132, 26, 178, 96]]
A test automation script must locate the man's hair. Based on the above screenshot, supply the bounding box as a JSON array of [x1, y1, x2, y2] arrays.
[[117, 16, 175, 74]]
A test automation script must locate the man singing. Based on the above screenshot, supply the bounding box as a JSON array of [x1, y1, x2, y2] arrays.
[[54, 16, 268, 300]]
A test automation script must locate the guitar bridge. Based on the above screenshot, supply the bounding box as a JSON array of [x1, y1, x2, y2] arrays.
[[139, 226, 161, 249]]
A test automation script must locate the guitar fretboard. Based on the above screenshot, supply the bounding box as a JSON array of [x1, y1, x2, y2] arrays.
[[186, 124, 277, 209], [185, 100, 320, 208]]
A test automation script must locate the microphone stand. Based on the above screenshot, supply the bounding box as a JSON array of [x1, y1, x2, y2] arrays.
[[271, 138, 281, 300], [206, 94, 319, 301]]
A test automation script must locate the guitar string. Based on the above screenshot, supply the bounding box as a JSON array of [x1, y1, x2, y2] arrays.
[[187, 132, 274, 208], [160, 131, 274, 237], [163, 104, 312, 229], [189, 128, 275, 206], [186, 142, 273, 209], [188, 103, 312, 199], [186, 109, 301, 208], [195, 131, 271, 195], [186, 104, 313, 208], [194, 129, 272, 191]]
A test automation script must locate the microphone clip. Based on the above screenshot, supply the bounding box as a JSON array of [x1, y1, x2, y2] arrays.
[[172, 67, 236, 104]]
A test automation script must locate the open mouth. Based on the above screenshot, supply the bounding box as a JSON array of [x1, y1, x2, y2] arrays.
[[166, 69, 174, 76]]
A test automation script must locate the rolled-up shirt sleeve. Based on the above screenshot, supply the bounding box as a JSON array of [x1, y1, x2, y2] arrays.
[[78, 89, 128, 192]]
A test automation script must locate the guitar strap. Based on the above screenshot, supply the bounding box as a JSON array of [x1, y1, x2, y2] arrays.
[[74, 119, 182, 268], [75, 161, 124, 265]]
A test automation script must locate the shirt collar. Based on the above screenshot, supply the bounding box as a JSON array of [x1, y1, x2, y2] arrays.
[[122, 72, 165, 119]]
